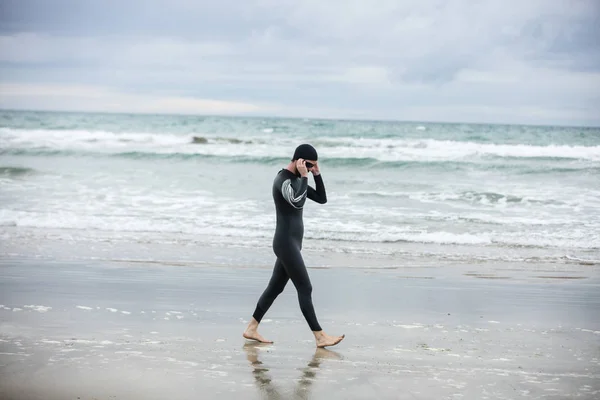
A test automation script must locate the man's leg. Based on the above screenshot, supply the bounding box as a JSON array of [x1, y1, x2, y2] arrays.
[[279, 250, 322, 332], [252, 258, 289, 322], [244, 259, 288, 342]]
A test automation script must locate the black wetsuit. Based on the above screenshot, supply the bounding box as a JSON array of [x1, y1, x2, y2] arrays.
[[252, 169, 327, 331]]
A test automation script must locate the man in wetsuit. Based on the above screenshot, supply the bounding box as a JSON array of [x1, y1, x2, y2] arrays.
[[243, 144, 345, 348]]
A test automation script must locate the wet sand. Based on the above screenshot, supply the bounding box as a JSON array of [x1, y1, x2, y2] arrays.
[[1, 256, 599, 399]]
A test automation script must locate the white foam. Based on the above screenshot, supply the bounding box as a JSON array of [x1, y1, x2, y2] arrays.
[[311, 227, 493, 246], [412, 210, 576, 227], [391, 348, 416, 353], [0, 206, 270, 241], [12, 308, 22, 312], [423, 347, 450, 352], [7, 209, 598, 249], [41, 340, 61, 344], [121, 311, 131, 315], [4, 191, 597, 250], [69, 339, 96, 344], [24, 305, 52, 313], [393, 324, 424, 329], [76, 306, 93, 310], [181, 361, 199, 367], [0, 352, 31, 356], [565, 255, 600, 264], [0, 128, 190, 150], [321, 137, 600, 162], [106, 308, 118, 312], [4, 128, 599, 161], [581, 329, 600, 335]]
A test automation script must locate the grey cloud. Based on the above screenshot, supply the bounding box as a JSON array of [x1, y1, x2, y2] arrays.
[[3, 0, 597, 76], [0, 0, 269, 39], [0, 0, 599, 125]]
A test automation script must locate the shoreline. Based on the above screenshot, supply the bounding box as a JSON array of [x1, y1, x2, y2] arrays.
[[3, 225, 599, 272]]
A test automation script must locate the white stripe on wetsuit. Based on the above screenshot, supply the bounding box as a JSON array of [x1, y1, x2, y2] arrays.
[[281, 179, 306, 209]]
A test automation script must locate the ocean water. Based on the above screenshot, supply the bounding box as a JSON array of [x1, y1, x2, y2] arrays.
[[1, 110, 599, 265]]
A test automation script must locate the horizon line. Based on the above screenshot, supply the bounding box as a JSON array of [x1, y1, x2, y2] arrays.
[[1, 107, 598, 129]]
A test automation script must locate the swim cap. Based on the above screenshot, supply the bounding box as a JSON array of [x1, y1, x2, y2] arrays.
[[292, 144, 318, 161]]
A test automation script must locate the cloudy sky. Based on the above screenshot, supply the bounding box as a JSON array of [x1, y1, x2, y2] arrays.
[[1, 0, 599, 125]]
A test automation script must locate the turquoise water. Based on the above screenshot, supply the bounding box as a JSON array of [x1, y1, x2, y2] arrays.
[[1, 110, 599, 264]]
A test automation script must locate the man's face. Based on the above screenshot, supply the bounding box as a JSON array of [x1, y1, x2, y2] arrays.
[[305, 160, 316, 171]]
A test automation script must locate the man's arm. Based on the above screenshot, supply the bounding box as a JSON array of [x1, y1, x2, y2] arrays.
[[307, 174, 327, 204], [281, 177, 308, 209]]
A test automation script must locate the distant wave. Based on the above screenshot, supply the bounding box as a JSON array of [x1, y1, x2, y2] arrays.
[[414, 190, 560, 205], [2, 128, 600, 162], [0, 128, 600, 167], [353, 190, 578, 206], [3, 148, 599, 174]]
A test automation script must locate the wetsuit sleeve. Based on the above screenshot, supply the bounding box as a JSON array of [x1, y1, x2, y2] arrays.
[[281, 177, 308, 209], [307, 174, 327, 204]]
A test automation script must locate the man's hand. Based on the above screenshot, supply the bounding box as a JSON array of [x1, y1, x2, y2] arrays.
[[296, 159, 308, 177], [311, 161, 320, 176]]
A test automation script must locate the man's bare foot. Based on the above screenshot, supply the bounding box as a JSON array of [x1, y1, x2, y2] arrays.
[[314, 331, 345, 348], [243, 330, 273, 343], [243, 318, 273, 343]]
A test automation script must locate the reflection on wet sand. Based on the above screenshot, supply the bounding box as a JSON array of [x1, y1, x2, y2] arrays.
[[243, 343, 343, 400]]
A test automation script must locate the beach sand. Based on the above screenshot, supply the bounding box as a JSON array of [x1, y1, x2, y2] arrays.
[[1, 250, 599, 400]]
